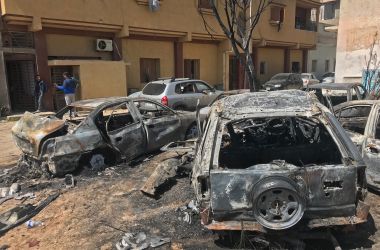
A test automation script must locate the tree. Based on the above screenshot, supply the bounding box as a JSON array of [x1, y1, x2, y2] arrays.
[[363, 32, 380, 99], [199, 0, 272, 91]]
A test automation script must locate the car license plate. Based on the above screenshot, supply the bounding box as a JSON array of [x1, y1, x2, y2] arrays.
[[266, 87, 270, 91]]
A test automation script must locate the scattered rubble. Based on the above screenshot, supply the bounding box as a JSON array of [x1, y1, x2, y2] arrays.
[[176, 200, 199, 224], [115, 232, 170, 250], [0, 192, 59, 235]]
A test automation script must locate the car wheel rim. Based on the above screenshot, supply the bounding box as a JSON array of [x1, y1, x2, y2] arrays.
[[254, 188, 304, 230]]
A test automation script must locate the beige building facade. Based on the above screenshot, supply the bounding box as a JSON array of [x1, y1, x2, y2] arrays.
[[335, 0, 380, 83], [0, 0, 320, 112]]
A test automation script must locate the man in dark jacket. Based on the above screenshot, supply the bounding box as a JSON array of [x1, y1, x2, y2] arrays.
[[35, 74, 47, 112]]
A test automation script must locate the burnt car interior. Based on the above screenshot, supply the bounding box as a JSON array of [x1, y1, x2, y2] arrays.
[[99, 103, 134, 133], [218, 116, 342, 169], [133, 100, 174, 119], [336, 105, 371, 135]]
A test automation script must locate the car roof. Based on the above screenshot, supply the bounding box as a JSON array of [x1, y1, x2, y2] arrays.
[[149, 78, 202, 85], [216, 90, 317, 118], [308, 83, 361, 90], [334, 100, 380, 109]]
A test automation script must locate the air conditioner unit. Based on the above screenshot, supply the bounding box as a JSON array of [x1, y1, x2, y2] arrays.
[[96, 39, 113, 52]]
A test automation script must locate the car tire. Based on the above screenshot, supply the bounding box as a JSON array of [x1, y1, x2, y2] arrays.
[[252, 176, 305, 230], [185, 123, 198, 140]]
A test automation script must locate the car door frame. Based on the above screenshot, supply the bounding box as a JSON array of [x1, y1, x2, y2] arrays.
[[103, 101, 147, 161], [334, 103, 373, 145], [131, 99, 183, 151], [194, 81, 216, 107]]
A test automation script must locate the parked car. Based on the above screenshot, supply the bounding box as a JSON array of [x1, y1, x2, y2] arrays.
[[12, 97, 198, 176], [301, 73, 319, 86], [192, 90, 368, 232], [137, 78, 222, 111], [306, 83, 367, 107], [263, 73, 303, 91], [320, 72, 335, 83], [334, 100, 380, 191]]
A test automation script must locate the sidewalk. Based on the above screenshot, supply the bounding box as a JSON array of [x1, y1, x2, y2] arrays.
[[0, 120, 20, 169]]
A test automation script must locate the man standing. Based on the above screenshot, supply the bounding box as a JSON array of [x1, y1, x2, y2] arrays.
[[35, 74, 47, 112], [55, 72, 78, 116]]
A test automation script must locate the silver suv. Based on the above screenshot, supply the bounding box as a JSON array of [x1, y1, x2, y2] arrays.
[[137, 78, 222, 111]]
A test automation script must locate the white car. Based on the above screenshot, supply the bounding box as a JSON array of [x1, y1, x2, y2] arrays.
[[321, 72, 335, 83], [301, 73, 319, 86]]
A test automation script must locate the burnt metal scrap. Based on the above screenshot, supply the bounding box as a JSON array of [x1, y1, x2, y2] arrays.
[[12, 97, 197, 176], [192, 90, 369, 232], [140, 142, 195, 196]]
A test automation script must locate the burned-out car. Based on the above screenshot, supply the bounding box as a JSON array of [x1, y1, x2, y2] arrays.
[[192, 90, 368, 232], [334, 100, 380, 192], [12, 97, 198, 176]]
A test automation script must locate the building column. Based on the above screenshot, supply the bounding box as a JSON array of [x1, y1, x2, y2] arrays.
[[284, 48, 290, 73], [34, 31, 53, 111], [302, 49, 308, 72], [174, 42, 183, 78], [0, 50, 10, 111]]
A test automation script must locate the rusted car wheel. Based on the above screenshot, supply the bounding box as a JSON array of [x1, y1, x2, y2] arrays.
[[252, 176, 305, 230]]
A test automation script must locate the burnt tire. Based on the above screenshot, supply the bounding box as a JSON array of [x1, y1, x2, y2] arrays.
[[252, 176, 305, 230]]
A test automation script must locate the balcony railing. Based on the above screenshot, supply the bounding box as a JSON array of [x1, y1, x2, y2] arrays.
[[295, 20, 317, 32]]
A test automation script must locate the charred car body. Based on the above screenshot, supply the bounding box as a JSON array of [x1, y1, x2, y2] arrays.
[[334, 100, 380, 192], [192, 90, 368, 232], [12, 97, 198, 176]]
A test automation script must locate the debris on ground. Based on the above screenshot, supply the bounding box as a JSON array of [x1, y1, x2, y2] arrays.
[[25, 220, 43, 229], [64, 174, 75, 188], [115, 232, 171, 250], [176, 200, 199, 224], [140, 151, 193, 196], [0, 192, 59, 235]]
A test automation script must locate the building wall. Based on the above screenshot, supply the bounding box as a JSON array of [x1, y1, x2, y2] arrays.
[[183, 42, 218, 85], [257, 48, 285, 83], [49, 60, 127, 100], [252, 0, 318, 47], [46, 34, 113, 60], [124, 39, 174, 90], [290, 49, 303, 67], [308, 43, 336, 78], [335, 0, 380, 83], [0, 0, 320, 111]]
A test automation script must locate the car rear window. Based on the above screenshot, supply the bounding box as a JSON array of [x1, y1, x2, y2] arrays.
[[142, 83, 166, 95]]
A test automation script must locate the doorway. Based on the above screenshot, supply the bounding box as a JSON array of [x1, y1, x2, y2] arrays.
[[184, 59, 200, 79], [6, 60, 36, 112], [229, 56, 245, 90]]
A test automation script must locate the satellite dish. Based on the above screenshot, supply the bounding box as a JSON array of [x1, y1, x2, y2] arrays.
[[149, 0, 160, 12]]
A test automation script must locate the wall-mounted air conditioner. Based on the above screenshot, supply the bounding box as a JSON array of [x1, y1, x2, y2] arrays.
[[96, 39, 113, 52]]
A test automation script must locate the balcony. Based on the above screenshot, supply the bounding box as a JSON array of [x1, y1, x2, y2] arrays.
[[295, 6, 318, 32]]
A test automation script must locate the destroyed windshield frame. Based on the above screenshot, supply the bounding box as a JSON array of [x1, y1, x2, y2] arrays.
[[211, 112, 353, 171]]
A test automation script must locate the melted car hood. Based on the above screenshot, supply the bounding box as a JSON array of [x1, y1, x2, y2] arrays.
[[12, 112, 66, 156]]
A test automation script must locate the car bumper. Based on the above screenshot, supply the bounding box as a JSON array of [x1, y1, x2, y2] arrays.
[[201, 200, 369, 232]]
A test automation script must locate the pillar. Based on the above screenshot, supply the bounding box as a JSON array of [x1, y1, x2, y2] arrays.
[[0, 51, 10, 111], [34, 31, 53, 111], [302, 49, 308, 73], [284, 48, 290, 73], [174, 42, 183, 78]]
